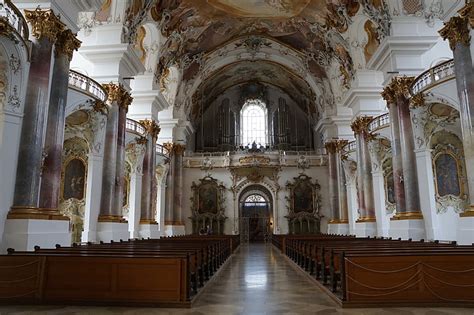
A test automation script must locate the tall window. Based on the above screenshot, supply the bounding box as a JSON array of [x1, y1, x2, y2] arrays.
[[241, 99, 267, 146]]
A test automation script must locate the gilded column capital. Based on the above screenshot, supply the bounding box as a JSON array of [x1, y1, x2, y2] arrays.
[[173, 143, 186, 156], [381, 85, 396, 105], [439, 16, 471, 50], [325, 139, 348, 154], [140, 119, 161, 140], [55, 29, 81, 61], [391, 76, 415, 99], [163, 142, 174, 154], [102, 83, 133, 111], [409, 93, 426, 108], [351, 116, 373, 135], [24, 8, 65, 42], [459, 2, 474, 28]]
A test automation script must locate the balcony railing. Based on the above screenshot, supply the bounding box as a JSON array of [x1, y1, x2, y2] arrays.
[[126, 118, 146, 136], [68, 70, 108, 102], [156, 144, 170, 159], [0, 0, 29, 40], [410, 59, 455, 95], [343, 140, 357, 154], [369, 113, 390, 132]]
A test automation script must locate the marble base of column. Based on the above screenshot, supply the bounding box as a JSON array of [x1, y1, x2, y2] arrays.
[[139, 223, 161, 239], [164, 224, 186, 236], [457, 216, 474, 245], [354, 221, 377, 237], [327, 221, 349, 235], [3, 218, 71, 251], [7, 206, 68, 220], [97, 222, 129, 242], [389, 218, 425, 241]]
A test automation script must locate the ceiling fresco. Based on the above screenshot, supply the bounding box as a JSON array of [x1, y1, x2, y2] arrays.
[[146, 0, 390, 122]]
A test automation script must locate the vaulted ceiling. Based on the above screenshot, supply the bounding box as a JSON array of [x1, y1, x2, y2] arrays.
[[148, 0, 390, 123]]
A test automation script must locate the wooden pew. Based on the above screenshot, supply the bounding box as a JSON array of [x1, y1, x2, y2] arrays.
[[0, 235, 239, 307], [274, 234, 474, 307]]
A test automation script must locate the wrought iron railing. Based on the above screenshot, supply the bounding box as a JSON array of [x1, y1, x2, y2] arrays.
[[126, 118, 146, 136], [368, 113, 390, 132], [156, 144, 170, 158], [0, 0, 29, 39], [68, 70, 108, 102], [410, 59, 455, 95]]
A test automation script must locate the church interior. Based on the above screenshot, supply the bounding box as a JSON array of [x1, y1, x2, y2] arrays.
[[1, 0, 474, 313]]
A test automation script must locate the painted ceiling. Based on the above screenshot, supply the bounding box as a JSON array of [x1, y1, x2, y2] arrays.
[[147, 0, 389, 122]]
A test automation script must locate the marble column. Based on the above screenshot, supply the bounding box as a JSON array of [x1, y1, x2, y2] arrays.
[[4, 9, 72, 250], [382, 77, 425, 240], [97, 83, 132, 242], [351, 116, 377, 236], [164, 142, 186, 235], [9, 9, 66, 219], [325, 139, 349, 234], [440, 8, 474, 216], [139, 119, 161, 238], [139, 120, 160, 224], [39, 30, 81, 210], [382, 86, 406, 216], [351, 117, 376, 221]]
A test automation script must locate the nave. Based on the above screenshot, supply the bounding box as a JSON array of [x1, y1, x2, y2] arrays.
[[0, 243, 472, 315]]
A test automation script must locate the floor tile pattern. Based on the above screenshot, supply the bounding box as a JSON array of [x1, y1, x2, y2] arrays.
[[0, 243, 473, 314]]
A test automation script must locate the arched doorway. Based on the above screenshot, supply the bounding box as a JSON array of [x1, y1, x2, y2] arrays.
[[239, 185, 273, 243]]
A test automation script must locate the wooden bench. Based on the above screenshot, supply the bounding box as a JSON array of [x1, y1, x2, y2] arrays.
[[274, 234, 474, 307], [0, 235, 239, 307]]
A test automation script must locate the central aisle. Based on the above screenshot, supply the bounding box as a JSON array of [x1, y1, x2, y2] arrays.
[[192, 243, 338, 314]]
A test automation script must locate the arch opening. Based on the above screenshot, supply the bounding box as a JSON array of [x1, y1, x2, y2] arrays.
[[239, 185, 273, 243]]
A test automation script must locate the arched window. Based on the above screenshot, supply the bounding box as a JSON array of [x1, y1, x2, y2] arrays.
[[241, 99, 267, 146]]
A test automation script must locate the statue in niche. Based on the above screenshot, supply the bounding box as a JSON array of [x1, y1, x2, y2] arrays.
[[435, 153, 461, 197], [63, 158, 86, 200]]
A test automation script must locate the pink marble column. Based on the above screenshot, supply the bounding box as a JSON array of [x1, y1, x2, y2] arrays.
[[351, 116, 376, 221], [384, 77, 423, 219], [39, 30, 81, 210], [325, 139, 348, 223], [382, 84, 406, 215], [9, 9, 68, 220], [98, 84, 132, 222], [139, 119, 160, 224], [440, 9, 474, 215], [173, 144, 186, 225]]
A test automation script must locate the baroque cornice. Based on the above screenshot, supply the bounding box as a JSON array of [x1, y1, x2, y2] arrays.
[[439, 16, 471, 50], [24, 8, 65, 42]]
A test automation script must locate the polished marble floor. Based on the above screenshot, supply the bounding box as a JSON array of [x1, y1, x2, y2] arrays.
[[0, 243, 473, 315]]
